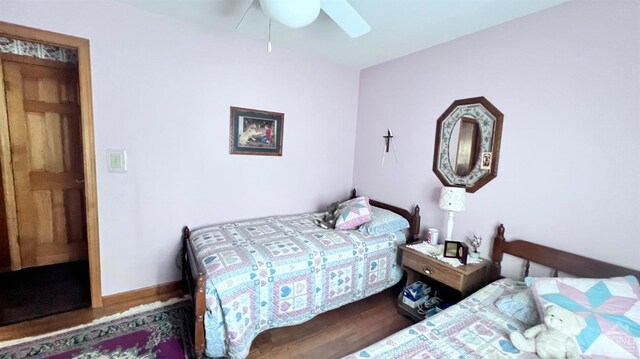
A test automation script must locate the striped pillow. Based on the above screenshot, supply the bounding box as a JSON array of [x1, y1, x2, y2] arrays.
[[358, 206, 409, 236]]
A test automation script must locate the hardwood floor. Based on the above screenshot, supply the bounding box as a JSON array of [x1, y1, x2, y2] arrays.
[[248, 286, 413, 358], [0, 283, 413, 358]]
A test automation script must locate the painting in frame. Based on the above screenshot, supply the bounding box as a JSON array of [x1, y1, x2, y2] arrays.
[[229, 106, 284, 156], [480, 151, 492, 170]]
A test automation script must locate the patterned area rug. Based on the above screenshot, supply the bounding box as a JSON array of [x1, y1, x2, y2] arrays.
[[0, 298, 193, 359]]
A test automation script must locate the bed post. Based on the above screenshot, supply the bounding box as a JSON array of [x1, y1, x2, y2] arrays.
[[410, 205, 421, 242], [182, 225, 206, 358], [351, 188, 357, 199], [181, 226, 190, 293], [194, 276, 206, 358], [489, 224, 506, 281]]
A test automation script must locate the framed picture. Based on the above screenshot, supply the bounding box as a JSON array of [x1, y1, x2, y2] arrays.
[[443, 240, 469, 265], [480, 152, 492, 170], [229, 106, 284, 156]]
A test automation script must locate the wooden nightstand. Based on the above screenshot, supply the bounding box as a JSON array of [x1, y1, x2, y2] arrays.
[[397, 244, 488, 321]]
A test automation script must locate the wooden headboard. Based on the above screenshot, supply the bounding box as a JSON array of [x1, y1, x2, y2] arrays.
[[490, 224, 640, 282], [350, 189, 421, 243]]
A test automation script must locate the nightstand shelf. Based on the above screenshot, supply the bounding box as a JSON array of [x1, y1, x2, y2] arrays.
[[396, 293, 425, 322], [397, 244, 488, 321]]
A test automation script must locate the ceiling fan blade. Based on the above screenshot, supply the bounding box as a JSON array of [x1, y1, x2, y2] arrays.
[[235, 0, 258, 31], [321, 0, 371, 38]]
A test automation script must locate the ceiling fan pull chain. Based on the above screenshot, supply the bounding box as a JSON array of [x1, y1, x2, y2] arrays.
[[268, 19, 272, 53]]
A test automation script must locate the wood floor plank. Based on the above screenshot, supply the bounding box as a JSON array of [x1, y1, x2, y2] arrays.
[[247, 286, 413, 359]]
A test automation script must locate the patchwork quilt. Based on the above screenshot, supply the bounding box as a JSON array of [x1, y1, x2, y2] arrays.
[[189, 213, 406, 359], [343, 279, 540, 359]]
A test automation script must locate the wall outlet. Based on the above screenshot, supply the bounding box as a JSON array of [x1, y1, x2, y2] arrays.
[[107, 149, 127, 173]]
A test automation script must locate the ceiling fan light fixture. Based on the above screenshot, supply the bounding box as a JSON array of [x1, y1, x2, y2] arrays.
[[259, 0, 321, 29]]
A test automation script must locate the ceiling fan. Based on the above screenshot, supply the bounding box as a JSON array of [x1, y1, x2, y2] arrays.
[[242, 0, 371, 39]]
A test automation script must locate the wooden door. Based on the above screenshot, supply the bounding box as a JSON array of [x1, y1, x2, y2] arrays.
[[0, 174, 10, 271], [2, 60, 86, 268]]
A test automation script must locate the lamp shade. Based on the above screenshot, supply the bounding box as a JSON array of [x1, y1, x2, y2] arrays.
[[439, 187, 466, 212], [260, 0, 322, 29]]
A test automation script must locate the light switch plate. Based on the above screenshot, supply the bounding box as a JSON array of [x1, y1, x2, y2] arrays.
[[107, 149, 127, 173]]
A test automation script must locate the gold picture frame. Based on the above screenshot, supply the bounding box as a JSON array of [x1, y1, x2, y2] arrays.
[[229, 106, 284, 156]]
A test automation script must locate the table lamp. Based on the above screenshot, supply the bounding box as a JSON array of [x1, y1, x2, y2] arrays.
[[439, 187, 466, 241]]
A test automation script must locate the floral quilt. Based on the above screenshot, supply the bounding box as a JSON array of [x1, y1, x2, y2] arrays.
[[188, 213, 406, 358], [343, 279, 540, 359]]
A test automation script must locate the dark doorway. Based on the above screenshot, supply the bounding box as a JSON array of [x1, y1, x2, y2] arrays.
[[0, 260, 90, 326]]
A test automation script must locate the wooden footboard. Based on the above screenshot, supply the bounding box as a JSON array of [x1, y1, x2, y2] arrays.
[[182, 189, 422, 358], [182, 226, 206, 358]]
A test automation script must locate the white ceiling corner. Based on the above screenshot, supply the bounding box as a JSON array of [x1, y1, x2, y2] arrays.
[[117, 0, 570, 69]]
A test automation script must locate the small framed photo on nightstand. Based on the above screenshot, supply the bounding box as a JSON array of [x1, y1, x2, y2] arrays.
[[444, 241, 469, 264]]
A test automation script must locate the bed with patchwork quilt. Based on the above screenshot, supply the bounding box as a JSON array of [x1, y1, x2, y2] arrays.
[[344, 223, 640, 359], [181, 192, 421, 358], [344, 278, 538, 359]]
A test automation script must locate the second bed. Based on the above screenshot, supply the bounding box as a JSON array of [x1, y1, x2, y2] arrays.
[[182, 191, 421, 358], [343, 224, 640, 359]]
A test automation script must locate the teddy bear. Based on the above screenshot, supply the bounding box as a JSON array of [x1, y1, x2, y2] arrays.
[[509, 303, 586, 359]]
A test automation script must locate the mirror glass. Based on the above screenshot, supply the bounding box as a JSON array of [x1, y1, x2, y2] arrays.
[[448, 117, 481, 176], [432, 97, 503, 193]]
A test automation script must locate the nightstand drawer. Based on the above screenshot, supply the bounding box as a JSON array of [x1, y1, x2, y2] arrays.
[[403, 251, 464, 290]]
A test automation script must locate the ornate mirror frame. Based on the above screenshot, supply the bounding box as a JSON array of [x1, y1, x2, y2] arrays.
[[432, 97, 504, 193]]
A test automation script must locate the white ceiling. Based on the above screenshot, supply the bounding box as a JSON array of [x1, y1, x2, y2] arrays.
[[119, 0, 569, 69]]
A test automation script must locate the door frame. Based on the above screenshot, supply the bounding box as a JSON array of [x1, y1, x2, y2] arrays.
[[0, 21, 102, 307]]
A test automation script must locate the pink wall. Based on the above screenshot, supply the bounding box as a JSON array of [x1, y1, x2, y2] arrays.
[[2, 0, 637, 295], [0, 1, 360, 295], [353, 0, 640, 275]]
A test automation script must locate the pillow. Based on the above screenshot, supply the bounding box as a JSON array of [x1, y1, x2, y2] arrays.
[[334, 196, 372, 230], [358, 206, 410, 236], [495, 290, 541, 326], [527, 275, 640, 358]]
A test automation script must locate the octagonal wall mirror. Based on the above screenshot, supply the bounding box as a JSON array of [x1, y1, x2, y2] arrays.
[[433, 97, 504, 193]]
